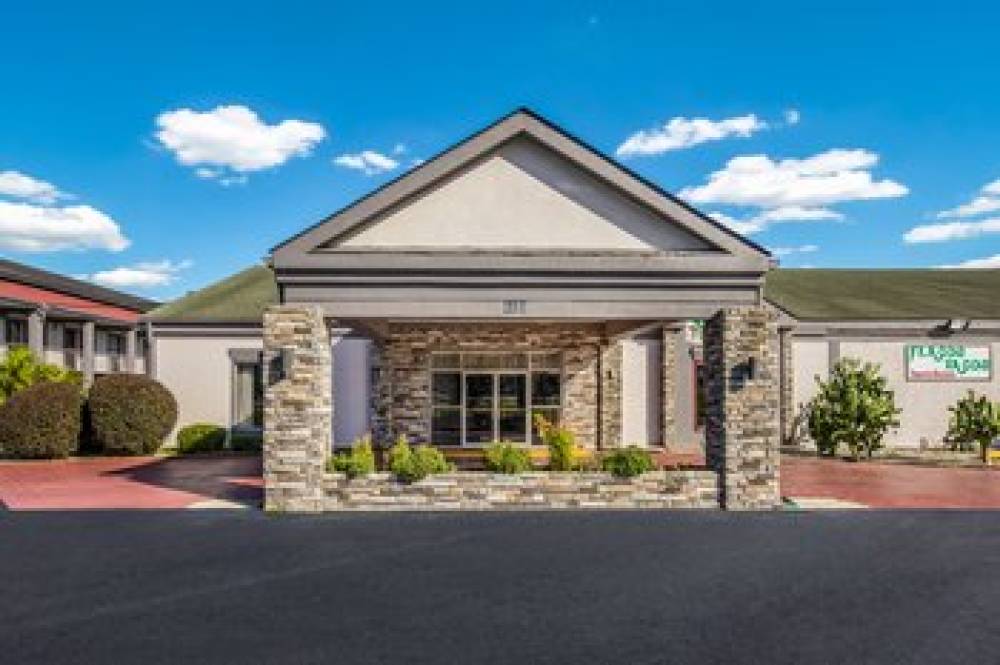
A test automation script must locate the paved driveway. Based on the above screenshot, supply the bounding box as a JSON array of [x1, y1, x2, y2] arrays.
[[782, 455, 1000, 508], [2, 511, 999, 665], [0, 455, 262, 509]]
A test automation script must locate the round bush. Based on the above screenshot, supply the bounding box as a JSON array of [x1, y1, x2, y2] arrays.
[[88, 374, 178, 455], [0, 381, 82, 459], [177, 423, 227, 454]]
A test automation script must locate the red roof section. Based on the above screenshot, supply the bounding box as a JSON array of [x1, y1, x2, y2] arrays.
[[0, 279, 141, 323]]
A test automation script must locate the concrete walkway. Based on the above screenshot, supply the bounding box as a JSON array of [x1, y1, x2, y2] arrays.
[[0, 455, 262, 510]]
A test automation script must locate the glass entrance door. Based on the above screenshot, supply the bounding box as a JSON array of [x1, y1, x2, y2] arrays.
[[498, 374, 527, 442], [464, 374, 494, 444]]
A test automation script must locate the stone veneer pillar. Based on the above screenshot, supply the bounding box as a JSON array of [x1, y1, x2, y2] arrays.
[[778, 327, 795, 445], [263, 305, 331, 512], [599, 340, 623, 449], [661, 325, 680, 448], [704, 306, 780, 510]]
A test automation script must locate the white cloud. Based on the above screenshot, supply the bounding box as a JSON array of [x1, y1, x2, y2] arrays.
[[333, 150, 399, 176], [0, 170, 69, 204], [770, 244, 818, 257], [938, 254, 1000, 269], [85, 259, 192, 288], [616, 114, 767, 157], [937, 196, 1000, 219], [681, 149, 908, 208], [903, 217, 1000, 244], [784, 108, 801, 126], [935, 179, 1000, 219], [155, 105, 326, 182], [710, 206, 843, 235], [0, 201, 129, 252]]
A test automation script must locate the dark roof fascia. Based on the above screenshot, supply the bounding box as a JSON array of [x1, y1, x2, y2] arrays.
[[269, 107, 771, 264], [0, 258, 159, 312]]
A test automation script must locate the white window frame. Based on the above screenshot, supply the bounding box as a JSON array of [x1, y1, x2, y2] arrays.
[[429, 351, 563, 447]]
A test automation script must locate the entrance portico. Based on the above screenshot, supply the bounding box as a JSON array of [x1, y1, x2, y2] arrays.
[[263, 108, 781, 511]]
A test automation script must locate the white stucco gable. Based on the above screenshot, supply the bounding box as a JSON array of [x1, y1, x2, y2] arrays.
[[333, 137, 714, 252]]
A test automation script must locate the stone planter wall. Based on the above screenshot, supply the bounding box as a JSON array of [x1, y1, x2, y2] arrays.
[[321, 469, 719, 511]]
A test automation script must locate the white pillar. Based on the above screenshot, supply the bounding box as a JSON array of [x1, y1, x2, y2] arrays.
[[82, 321, 95, 386], [28, 310, 45, 358]]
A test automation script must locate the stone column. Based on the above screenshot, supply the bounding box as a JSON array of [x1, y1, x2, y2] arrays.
[[28, 309, 45, 358], [778, 327, 795, 445], [599, 339, 623, 449], [81, 321, 95, 386], [661, 325, 681, 449], [263, 305, 332, 513], [704, 306, 780, 510]]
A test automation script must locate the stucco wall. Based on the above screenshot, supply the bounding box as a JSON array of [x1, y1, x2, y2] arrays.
[[337, 137, 713, 252], [792, 339, 829, 413], [840, 340, 1000, 448], [154, 335, 263, 442]]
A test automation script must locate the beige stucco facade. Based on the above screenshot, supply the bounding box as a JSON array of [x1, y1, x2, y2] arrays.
[[791, 335, 1000, 448], [154, 333, 263, 443]]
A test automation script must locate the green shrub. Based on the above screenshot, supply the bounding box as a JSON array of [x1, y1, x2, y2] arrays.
[[230, 430, 263, 452], [387, 436, 452, 482], [601, 446, 655, 478], [946, 390, 1000, 463], [533, 413, 575, 471], [484, 441, 533, 474], [0, 381, 83, 458], [328, 435, 376, 478], [807, 358, 900, 460], [177, 423, 227, 454], [0, 346, 80, 404], [87, 374, 178, 455]]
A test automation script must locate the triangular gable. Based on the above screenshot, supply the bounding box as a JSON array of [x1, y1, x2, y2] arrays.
[[272, 108, 770, 263]]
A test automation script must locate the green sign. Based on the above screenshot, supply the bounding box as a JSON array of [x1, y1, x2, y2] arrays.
[[906, 345, 992, 381]]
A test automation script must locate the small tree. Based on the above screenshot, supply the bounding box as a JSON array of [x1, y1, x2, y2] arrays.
[[946, 391, 1000, 463], [807, 358, 900, 461], [0, 346, 79, 404]]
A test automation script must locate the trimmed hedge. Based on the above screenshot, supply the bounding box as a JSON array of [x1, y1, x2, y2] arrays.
[[601, 446, 655, 478], [230, 430, 263, 452], [0, 381, 83, 459], [484, 441, 533, 474], [87, 374, 178, 455], [177, 423, 227, 454], [388, 436, 452, 482]]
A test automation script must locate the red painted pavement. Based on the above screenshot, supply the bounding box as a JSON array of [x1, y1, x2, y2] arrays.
[[0, 455, 262, 510], [781, 455, 1000, 508], [3, 452, 998, 510]]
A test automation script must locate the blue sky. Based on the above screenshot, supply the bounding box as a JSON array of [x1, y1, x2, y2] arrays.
[[2, 1, 999, 299]]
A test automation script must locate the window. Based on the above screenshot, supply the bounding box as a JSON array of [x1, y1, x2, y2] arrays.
[[107, 333, 125, 372], [430, 351, 562, 446], [63, 327, 81, 370], [5, 318, 27, 347], [234, 362, 264, 429]]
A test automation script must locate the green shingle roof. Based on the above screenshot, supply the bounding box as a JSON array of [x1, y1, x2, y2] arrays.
[[146, 264, 277, 323], [764, 269, 1000, 321], [147, 264, 1000, 324]]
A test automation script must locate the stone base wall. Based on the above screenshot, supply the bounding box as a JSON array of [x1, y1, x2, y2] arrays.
[[321, 470, 719, 511], [377, 323, 604, 447]]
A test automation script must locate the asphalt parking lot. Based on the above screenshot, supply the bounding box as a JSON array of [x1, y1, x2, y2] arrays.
[[2, 510, 999, 664]]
